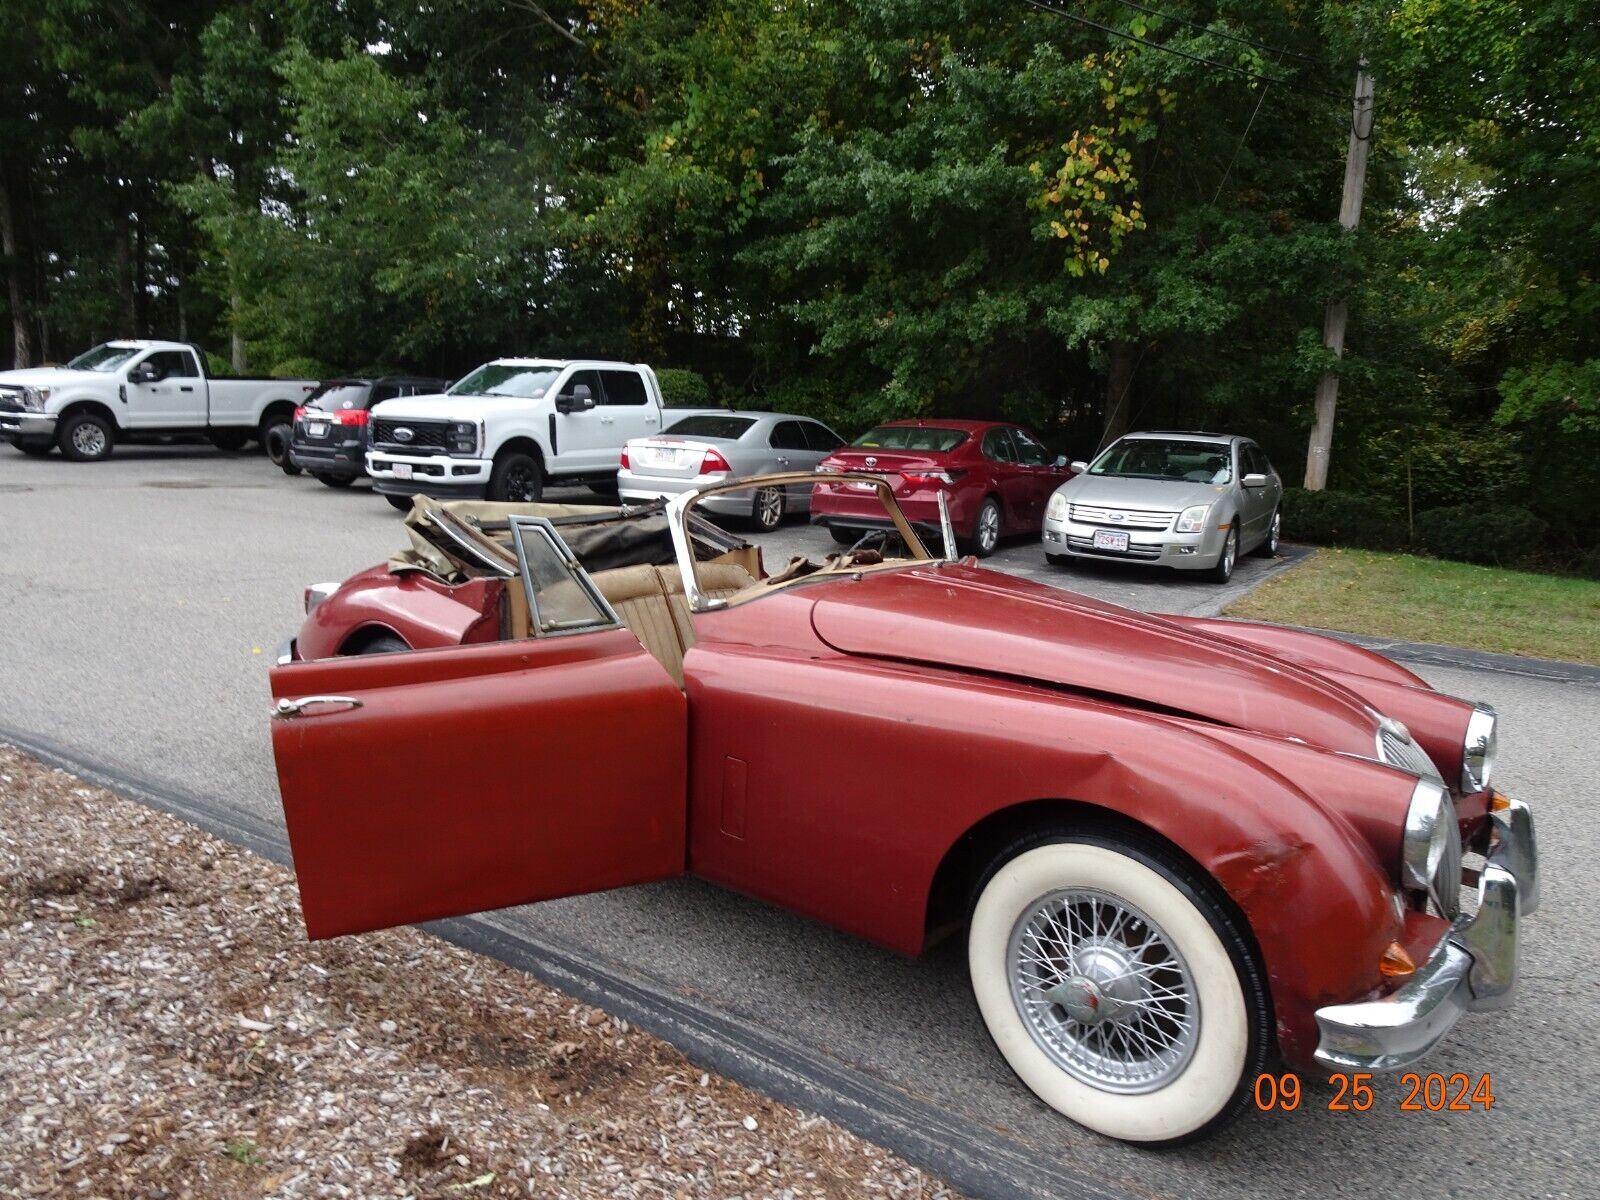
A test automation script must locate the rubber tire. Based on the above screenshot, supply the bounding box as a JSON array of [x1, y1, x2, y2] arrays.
[[489, 451, 544, 503], [385, 494, 414, 512], [57, 410, 115, 462], [968, 834, 1270, 1146], [14, 440, 53, 456], [966, 497, 1002, 558], [1252, 508, 1281, 557], [1208, 526, 1238, 583], [209, 429, 250, 452], [829, 527, 859, 546], [345, 632, 410, 656], [1045, 552, 1070, 568], [314, 473, 356, 489], [750, 485, 784, 532], [262, 418, 299, 474]]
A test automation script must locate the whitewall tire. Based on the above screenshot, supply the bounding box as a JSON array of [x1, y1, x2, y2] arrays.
[[968, 837, 1268, 1144]]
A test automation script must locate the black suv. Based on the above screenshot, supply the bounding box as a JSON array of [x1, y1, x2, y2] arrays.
[[286, 376, 450, 487]]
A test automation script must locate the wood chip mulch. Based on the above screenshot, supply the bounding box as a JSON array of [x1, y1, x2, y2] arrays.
[[0, 745, 962, 1200]]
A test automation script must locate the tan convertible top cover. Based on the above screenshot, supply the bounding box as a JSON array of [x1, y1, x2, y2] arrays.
[[389, 496, 615, 580]]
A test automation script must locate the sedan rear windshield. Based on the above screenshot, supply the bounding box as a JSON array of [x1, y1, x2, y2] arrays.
[[662, 415, 755, 440], [449, 364, 561, 399], [1090, 439, 1233, 484], [852, 426, 969, 453], [304, 382, 372, 412], [66, 343, 143, 372]]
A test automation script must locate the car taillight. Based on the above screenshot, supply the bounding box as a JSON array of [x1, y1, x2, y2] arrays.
[[293, 406, 305, 421], [903, 469, 962, 486], [333, 409, 368, 426], [701, 447, 732, 473], [620, 446, 631, 469]]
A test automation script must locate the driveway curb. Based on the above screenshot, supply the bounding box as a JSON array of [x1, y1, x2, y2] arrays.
[[0, 721, 1135, 1200], [1299, 627, 1600, 686]]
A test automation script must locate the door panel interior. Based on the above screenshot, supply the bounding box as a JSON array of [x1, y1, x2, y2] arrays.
[[270, 628, 686, 939]]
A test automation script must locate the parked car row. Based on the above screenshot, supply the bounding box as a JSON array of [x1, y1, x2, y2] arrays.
[[2, 343, 1284, 583], [269, 473, 1535, 1147]]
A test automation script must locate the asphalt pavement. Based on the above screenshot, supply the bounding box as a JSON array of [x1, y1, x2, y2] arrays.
[[2, 445, 1593, 1200]]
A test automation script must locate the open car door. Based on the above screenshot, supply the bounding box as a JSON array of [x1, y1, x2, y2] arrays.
[[268, 517, 686, 939]]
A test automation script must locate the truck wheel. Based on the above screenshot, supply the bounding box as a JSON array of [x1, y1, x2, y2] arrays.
[[58, 411, 115, 462], [489, 451, 544, 503], [209, 429, 250, 452], [385, 494, 414, 512], [967, 833, 1270, 1145], [344, 632, 410, 656], [314, 473, 355, 489], [13, 440, 53, 456], [261, 415, 298, 474]]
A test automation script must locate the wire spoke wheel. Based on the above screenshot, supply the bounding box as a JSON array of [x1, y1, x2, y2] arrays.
[[1008, 888, 1199, 1094]]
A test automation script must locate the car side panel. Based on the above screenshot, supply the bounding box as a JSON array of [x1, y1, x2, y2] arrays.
[[295, 567, 502, 659], [682, 602, 1403, 1067]]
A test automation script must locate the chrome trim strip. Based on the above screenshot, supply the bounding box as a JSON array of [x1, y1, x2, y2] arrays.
[[1313, 794, 1536, 1071]]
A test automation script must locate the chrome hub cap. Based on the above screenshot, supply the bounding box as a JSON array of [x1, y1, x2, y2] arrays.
[[978, 505, 999, 551], [1269, 511, 1280, 552], [72, 424, 106, 456], [1009, 888, 1199, 1093]]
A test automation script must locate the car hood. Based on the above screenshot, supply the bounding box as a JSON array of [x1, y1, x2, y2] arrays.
[[370, 393, 526, 420], [1059, 474, 1228, 512], [0, 367, 102, 388], [808, 565, 1382, 757]]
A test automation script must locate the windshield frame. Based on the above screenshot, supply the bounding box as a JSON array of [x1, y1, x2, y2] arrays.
[[1087, 437, 1235, 484], [447, 362, 562, 400], [667, 471, 934, 613], [65, 343, 144, 373]]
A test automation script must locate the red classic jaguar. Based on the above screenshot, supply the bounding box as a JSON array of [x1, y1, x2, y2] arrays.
[[269, 473, 1536, 1145]]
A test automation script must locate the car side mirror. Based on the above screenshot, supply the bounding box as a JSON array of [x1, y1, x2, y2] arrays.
[[555, 383, 594, 414], [129, 362, 160, 384], [1242, 472, 1268, 488], [1053, 454, 1070, 469], [1070, 460, 1088, 474]]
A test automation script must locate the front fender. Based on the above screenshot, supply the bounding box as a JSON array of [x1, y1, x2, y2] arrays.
[[295, 565, 500, 659]]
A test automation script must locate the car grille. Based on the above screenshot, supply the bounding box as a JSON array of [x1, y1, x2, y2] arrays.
[[1066, 535, 1163, 560], [0, 387, 24, 413], [1379, 723, 1443, 783], [371, 418, 449, 453], [1068, 503, 1176, 530]]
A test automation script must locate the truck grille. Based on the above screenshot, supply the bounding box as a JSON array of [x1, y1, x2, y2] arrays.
[[372, 418, 449, 453], [1068, 503, 1176, 530], [0, 387, 24, 413]]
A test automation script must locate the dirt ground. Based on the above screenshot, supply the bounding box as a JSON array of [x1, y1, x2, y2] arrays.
[[0, 745, 962, 1199]]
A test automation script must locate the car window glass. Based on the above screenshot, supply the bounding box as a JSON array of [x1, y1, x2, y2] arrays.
[[1012, 428, 1050, 466], [145, 350, 196, 379], [449, 363, 560, 398], [305, 383, 372, 412], [598, 369, 648, 405], [853, 425, 969, 452], [561, 369, 603, 405], [367, 384, 396, 405], [770, 420, 809, 450], [664, 414, 755, 439], [802, 422, 844, 452], [981, 427, 1018, 463], [1090, 439, 1233, 484], [508, 519, 619, 636]]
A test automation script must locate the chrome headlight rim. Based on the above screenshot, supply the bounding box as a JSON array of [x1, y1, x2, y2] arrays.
[[1401, 778, 1461, 918], [1461, 704, 1497, 793]]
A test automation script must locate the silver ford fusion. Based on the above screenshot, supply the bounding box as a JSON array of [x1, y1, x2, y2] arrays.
[[617, 411, 846, 531], [1041, 431, 1283, 583]]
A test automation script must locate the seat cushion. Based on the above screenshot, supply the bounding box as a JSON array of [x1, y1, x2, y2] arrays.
[[591, 565, 687, 686]]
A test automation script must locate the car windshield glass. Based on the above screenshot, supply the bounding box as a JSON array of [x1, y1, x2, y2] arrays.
[[852, 426, 969, 452], [663, 415, 754, 439], [448, 364, 561, 399], [1090, 439, 1233, 484], [304, 383, 371, 412], [66, 343, 143, 372]]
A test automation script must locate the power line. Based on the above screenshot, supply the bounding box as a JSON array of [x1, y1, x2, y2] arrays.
[[1102, 0, 1318, 65], [1022, 0, 1347, 103]]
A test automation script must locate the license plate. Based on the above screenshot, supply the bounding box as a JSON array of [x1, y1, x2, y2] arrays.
[[642, 446, 677, 466], [1092, 529, 1130, 552], [392, 462, 413, 480], [308, 422, 328, 438], [846, 478, 879, 490]]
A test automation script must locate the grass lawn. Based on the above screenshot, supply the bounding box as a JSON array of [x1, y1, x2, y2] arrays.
[[1226, 547, 1600, 666]]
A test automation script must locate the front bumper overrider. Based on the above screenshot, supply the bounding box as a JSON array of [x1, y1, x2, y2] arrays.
[[1314, 796, 1538, 1071]]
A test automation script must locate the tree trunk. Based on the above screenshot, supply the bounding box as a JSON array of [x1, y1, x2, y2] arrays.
[[114, 202, 136, 330], [1098, 339, 1137, 450], [230, 290, 246, 372], [0, 153, 33, 368]]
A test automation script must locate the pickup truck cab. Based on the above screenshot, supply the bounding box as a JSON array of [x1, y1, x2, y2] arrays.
[[366, 358, 675, 507], [0, 340, 319, 462]]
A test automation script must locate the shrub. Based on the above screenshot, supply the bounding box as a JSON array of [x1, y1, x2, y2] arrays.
[[657, 367, 713, 409], [1416, 503, 1548, 567], [1571, 548, 1600, 581], [270, 355, 342, 380], [1280, 488, 1408, 551]]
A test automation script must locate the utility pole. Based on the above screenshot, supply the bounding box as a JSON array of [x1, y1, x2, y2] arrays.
[[1303, 66, 1375, 490]]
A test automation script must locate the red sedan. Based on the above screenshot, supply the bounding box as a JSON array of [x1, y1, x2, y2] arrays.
[[269, 476, 1536, 1145], [809, 419, 1075, 556]]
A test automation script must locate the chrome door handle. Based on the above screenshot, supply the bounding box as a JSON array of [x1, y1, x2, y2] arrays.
[[272, 695, 363, 720], [599, 415, 615, 424]]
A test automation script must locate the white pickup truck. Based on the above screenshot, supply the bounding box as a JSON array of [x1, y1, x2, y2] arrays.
[[0, 340, 318, 462], [367, 357, 689, 507]]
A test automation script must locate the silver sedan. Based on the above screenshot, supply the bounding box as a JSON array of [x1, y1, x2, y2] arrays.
[[1040, 432, 1283, 583], [617, 411, 847, 530]]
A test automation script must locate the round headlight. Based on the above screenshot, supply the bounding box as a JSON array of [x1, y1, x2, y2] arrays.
[[1461, 704, 1497, 793], [1401, 778, 1461, 918]]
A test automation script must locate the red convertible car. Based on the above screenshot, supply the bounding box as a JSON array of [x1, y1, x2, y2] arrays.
[[269, 474, 1536, 1145]]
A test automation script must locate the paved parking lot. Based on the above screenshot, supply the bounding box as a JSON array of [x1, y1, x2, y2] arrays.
[[3, 445, 1595, 1200]]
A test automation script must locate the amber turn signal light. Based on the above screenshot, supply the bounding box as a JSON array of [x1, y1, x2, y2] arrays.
[[1380, 941, 1417, 978], [1490, 791, 1512, 812]]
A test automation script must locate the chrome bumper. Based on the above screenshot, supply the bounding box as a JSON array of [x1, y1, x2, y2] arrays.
[[1314, 797, 1537, 1071], [0, 410, 58, 439]]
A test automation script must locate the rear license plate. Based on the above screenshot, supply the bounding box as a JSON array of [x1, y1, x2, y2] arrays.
[[392, 462, 413, 480], [642, 446, 677, 466], [1092, 529, 1130, 552], [308, 422, 328, 438], [846, 478, 879, 490]]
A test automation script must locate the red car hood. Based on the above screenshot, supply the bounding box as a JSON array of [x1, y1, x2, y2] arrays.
[[808, 566, 1382, 757]]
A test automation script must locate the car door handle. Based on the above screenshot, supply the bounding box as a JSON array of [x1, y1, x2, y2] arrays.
[[599, 415, 615, 424], [179, 385, 194, 392], [272, 695, 364, 720]]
